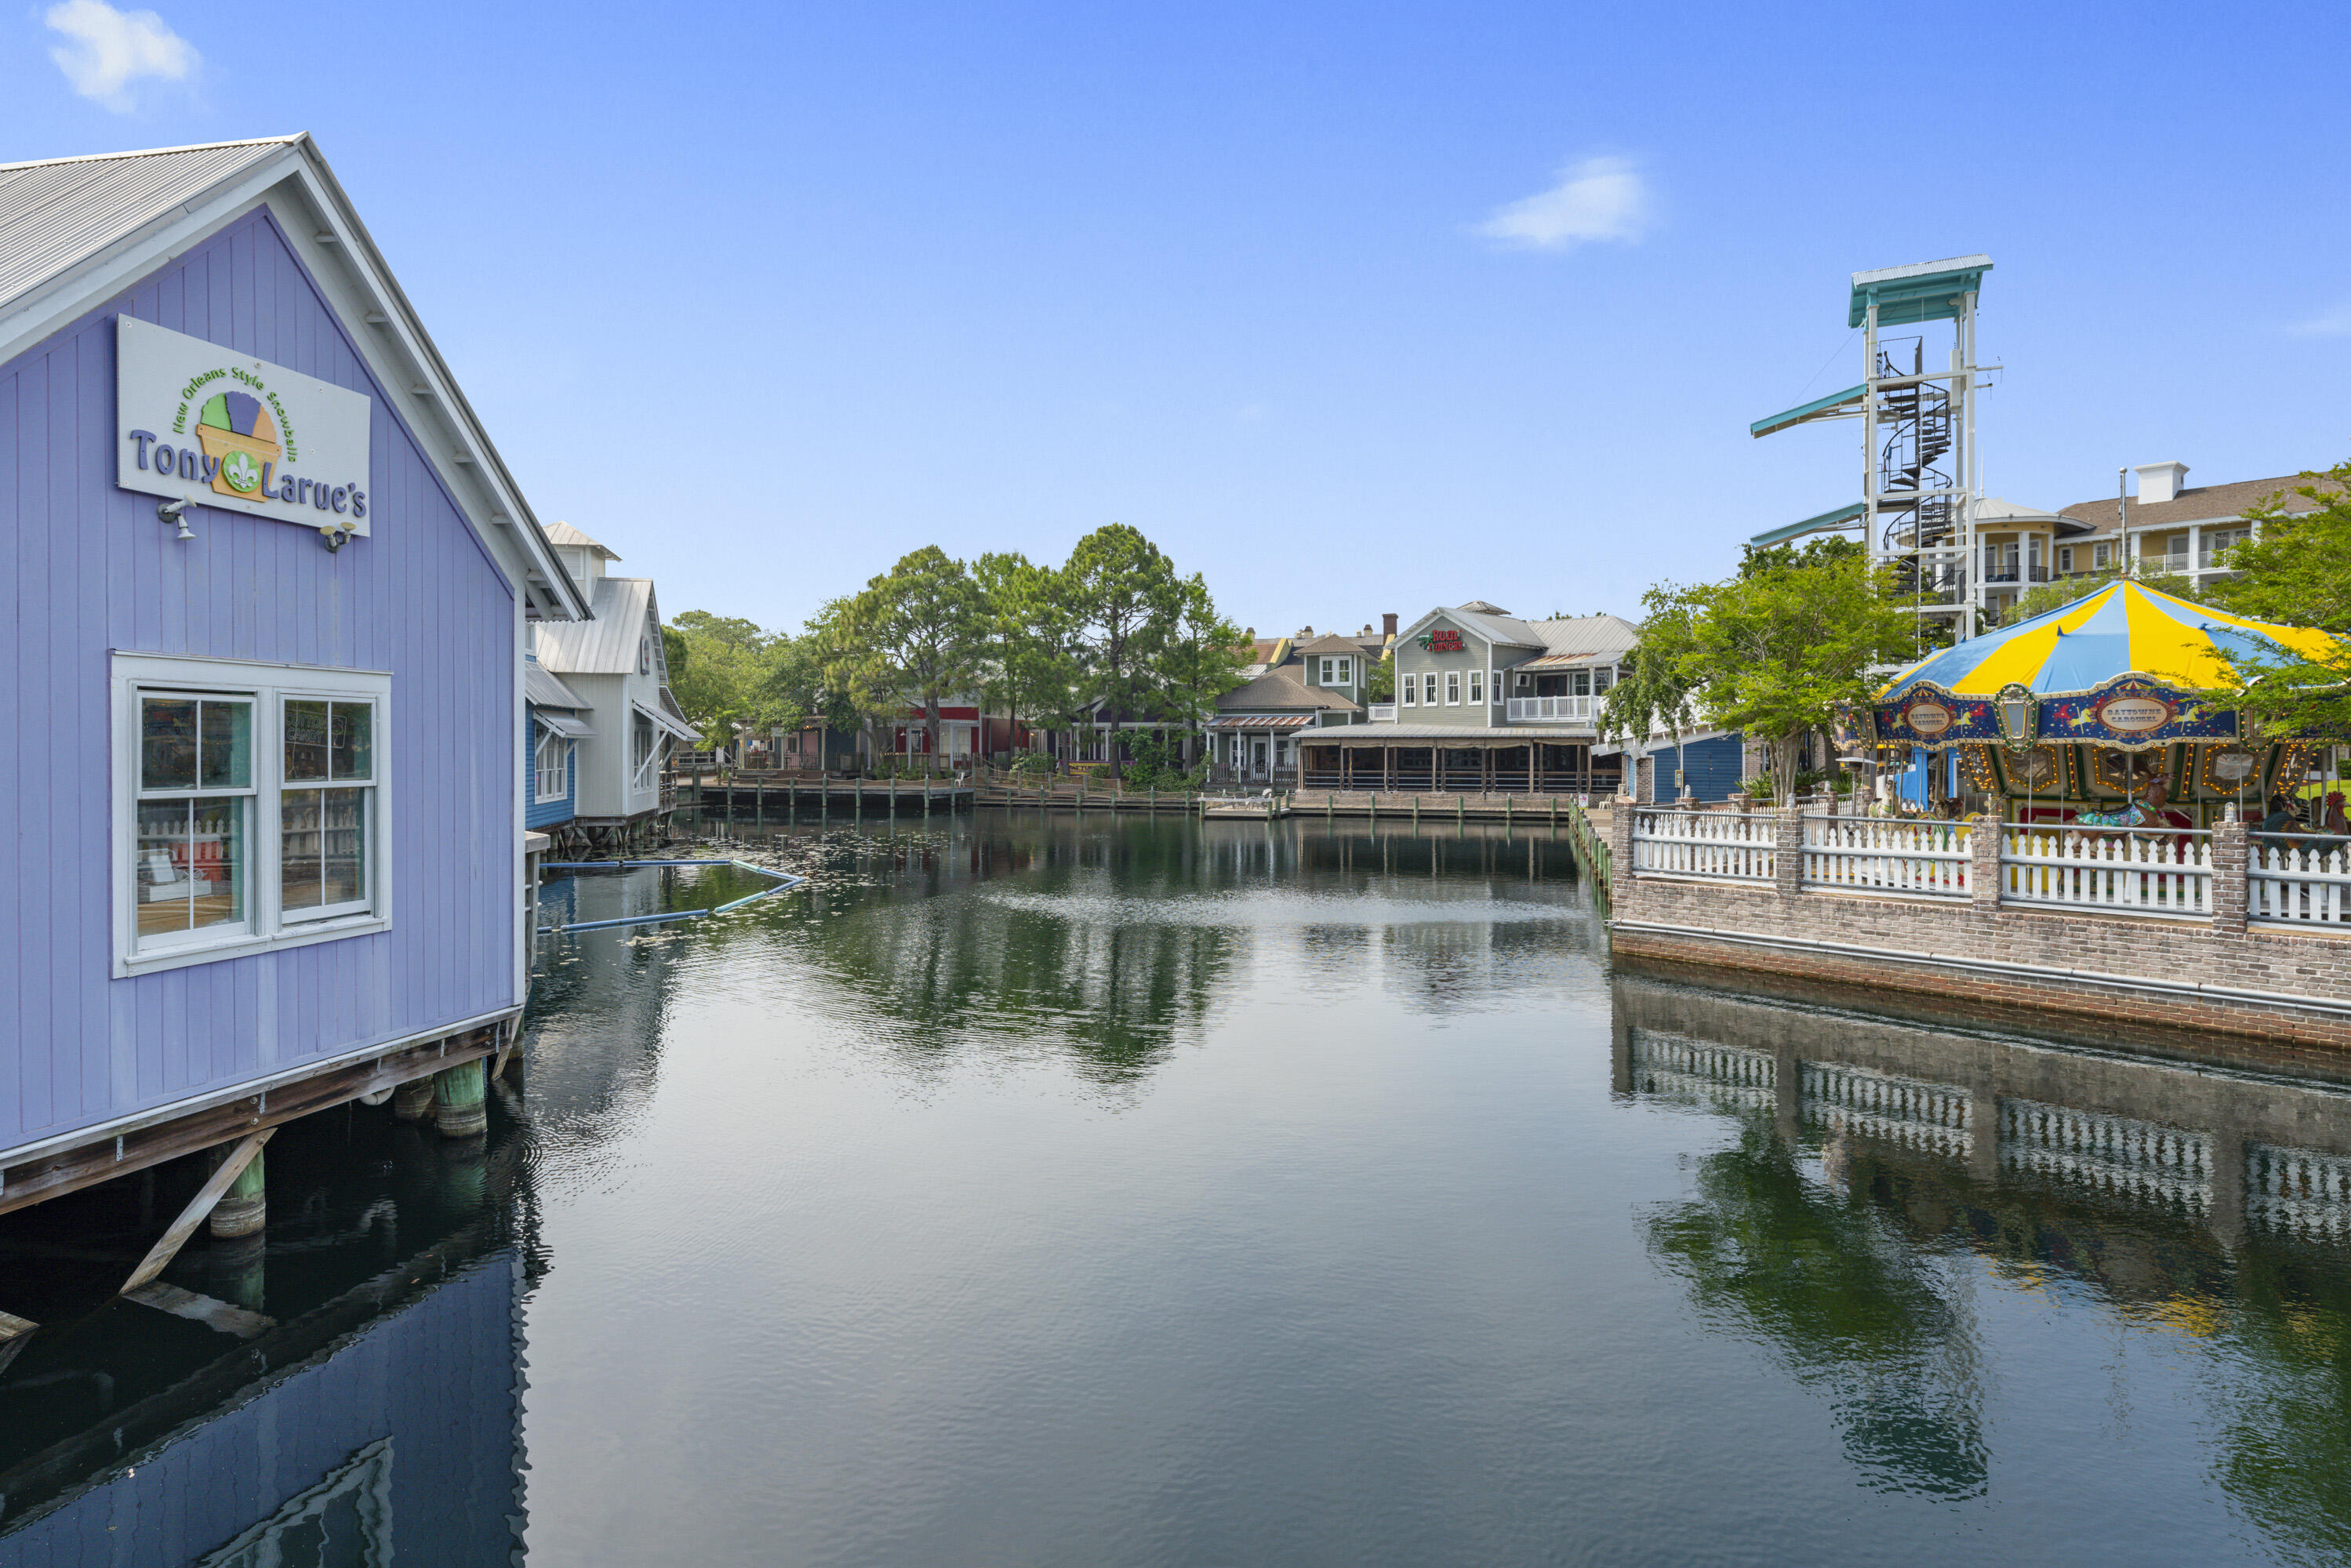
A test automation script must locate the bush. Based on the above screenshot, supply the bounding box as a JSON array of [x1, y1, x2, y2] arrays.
[[1008, 752, 1057, 776]]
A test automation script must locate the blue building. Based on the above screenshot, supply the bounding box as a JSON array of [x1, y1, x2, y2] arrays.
[[526, 652, 591, 840], [0, 137, 588, 1216]]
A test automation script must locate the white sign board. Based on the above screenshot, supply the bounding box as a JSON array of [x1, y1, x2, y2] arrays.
[[116, 316, 374, 534]]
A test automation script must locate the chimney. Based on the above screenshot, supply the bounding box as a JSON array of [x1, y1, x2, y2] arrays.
[[2135, 461, 2189, 507], [1299, 625, 1313, 637], [1382, 612, 1398, 637]]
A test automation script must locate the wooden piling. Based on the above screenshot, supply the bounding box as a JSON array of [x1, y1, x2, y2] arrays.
[[206, 1145, 267, 1239], [393, 1077, 434, 1122], [432, 1058, 488, 1140]]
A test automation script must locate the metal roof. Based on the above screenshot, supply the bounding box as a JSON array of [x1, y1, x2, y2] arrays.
[[1848, 254, 1992, 328], [543, 520, 620, 559], [536, 575, 658, 675], [1749, 501, 1865, 547], [1751, 383, 1865, 440], [1206, 714, 1314, 730], [0, 138, 295, 313], [525, 661, 589, 710], [0, 136, 590, 622], [534, 710, 594, 739]]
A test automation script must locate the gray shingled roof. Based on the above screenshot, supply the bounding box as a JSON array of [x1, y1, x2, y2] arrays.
[[2057, 474, 2337, 539], [1215, 666, 1361, 713], [0, 138, 295, 313]]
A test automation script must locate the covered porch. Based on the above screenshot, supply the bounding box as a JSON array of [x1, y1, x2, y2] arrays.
[[1303, 727, 1622, 793]]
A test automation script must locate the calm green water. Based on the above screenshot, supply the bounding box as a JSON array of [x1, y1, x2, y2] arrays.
[[9, 811, 2351, 1565]]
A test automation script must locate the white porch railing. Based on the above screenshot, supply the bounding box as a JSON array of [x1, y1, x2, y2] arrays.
[[1367, 703, 1397, 722], [1631, 809, 1775, 881], [1506, 695, 1593, 724], [1801, 815, 1971, 898], [2000, 826, 2213, 916], [2250, 836, 2351, 927]]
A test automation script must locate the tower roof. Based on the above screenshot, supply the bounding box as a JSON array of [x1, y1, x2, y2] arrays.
[[1849, 255, 1993, 328]]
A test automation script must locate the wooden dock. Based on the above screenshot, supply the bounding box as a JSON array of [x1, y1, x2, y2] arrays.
[[678, 776, 976, 820]]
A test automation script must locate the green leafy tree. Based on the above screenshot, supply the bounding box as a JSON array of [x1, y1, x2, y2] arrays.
[[1605, 539, 1911, 801], [1059, 524, 1180, 775], [975, 550, 1077, 747], [1365, 650, 1395, 702], [2195, 462, 2351, 739], [1154, 572, 1247, 760], [848, 546, 987, 759], [665, 612, 805, 754]]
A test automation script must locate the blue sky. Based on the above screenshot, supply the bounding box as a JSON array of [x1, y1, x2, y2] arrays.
[[6, 1, 2348, 637]]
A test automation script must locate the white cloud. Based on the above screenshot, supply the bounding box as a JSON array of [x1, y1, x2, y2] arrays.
[[1477, 156, 1652, 252], [45, 0, 198, 113], [2288, 302, 2351, 337]]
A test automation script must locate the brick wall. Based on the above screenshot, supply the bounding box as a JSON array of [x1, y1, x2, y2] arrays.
[[1604, 804, 2351, 1048]]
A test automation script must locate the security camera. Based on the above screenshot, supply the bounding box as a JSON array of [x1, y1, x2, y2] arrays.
[[157, 498, 193, 540]]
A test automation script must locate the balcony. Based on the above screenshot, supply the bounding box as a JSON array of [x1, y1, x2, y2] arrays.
[[1506, 695, 1594, 724]]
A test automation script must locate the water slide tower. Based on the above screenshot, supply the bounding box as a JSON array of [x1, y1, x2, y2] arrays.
[[1749, 256, 1993, 641]]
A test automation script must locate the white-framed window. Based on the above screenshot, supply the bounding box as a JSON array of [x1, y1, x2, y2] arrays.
[[1423, 673, 1438, 706], [1336, 658, 1351, 684], [534, 725, 572, 802], [114, 654, 391, 977], [1401, 673, 1416, 706], [2093, 542, 2112, 568], [1445, 671, 1461, 706], [1468, 670, 1484, 705], [1317, 656, 1334, 684], [2057, 546, 2074, 573]]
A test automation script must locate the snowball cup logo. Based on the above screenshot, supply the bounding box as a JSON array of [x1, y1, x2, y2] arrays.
[[195, 390, 279, 498], [114, 316, 373, 534]]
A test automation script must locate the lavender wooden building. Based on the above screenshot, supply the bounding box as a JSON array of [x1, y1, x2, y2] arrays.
[[0, 137, 588, 1214]]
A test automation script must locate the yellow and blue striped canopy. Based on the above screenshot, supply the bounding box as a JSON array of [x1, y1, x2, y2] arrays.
[[1877, 582, 2338, 700]]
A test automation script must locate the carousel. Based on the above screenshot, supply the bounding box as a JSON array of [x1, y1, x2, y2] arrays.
[[1863, 581, 2345, 827]]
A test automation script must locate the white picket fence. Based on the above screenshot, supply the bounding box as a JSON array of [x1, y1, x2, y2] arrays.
[[2250, 836, 2351, 927], [1801, 815, 1971, 898], [2248, 1142, 2351, 1237], [1630, 810, 1775, 881], [1999, 826, 2214, 916]]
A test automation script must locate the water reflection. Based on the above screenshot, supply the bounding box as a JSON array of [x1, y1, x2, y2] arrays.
[[23, 812, 2351, 1565], [0, 1104, 534, 1563], [1617, 972, 2351, 1556]]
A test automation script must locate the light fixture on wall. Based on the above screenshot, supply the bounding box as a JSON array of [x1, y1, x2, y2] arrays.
[[319, 521, 353, 553], [158, 498, 193, 541]]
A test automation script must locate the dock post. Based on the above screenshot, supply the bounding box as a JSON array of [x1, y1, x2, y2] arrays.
[[1458, 793, 1465, 826], [120, 1129, 274, 1296], [1412, 796, 1419, 826], [207, 1145, 267, 1238], [393, 1076, 434, 1122], [433, 1058, 489, 1140]]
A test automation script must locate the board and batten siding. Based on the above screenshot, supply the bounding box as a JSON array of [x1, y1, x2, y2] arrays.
[[0, 205, 519, 1156], [524, 709, 575, 830]]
